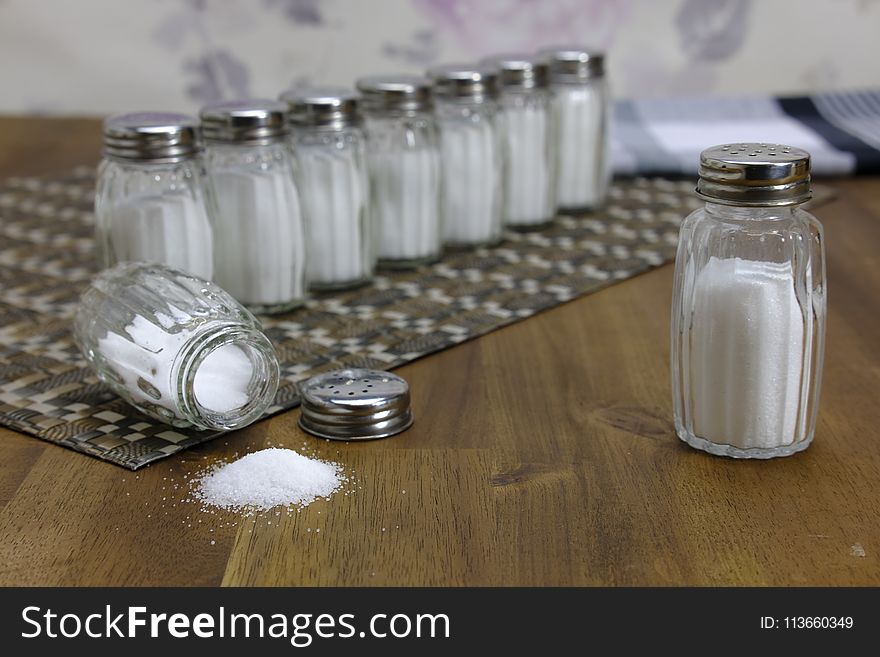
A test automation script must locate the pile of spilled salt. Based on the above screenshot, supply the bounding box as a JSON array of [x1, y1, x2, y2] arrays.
[[195, 448, 342, 511]]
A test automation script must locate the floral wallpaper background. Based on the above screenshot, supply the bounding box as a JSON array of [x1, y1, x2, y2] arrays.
[[0, 0, 878, 115]]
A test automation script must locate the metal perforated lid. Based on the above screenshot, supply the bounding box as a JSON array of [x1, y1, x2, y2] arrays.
[[355, 75, 433, 113], [538, 46, 605, 82], [696, 143, 812, 207], [298, 368, 414, 440], [280, 86, 361, 129], [103, 112, 201, 163], [199, 99, 289, 144], [479, 53, 548, 90], [427, 64, 498, 101]]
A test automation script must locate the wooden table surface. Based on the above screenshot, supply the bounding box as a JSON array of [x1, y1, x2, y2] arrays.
[[0, 116, 878, 586]]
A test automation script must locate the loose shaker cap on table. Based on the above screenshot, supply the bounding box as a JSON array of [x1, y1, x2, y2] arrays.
[[538, 46, 605, 81], [696, 143, 812, 207], [355, 75, 433, 113], [199, 99, 289, 144], [479, 53, 548, 90], [103, 112, 201, 163], [280, 87, 362, 129], [427, 64, 498, 101], [298, 368, 413, 440]]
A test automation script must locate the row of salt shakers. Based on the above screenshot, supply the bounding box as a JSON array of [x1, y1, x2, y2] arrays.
[[356, 75, 443, 268], [200, 100, 307, 312], [427, 65, 503, 247], [281, 88, 374, 290], [96, 113, 215, 281]]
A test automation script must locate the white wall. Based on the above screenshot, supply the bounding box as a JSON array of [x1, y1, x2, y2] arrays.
[[1, 0, 877, 116]]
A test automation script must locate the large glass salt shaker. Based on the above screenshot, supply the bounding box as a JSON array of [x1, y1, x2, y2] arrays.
[[356, 75, 442, 268], [281, 87, 373, 290], [200, 99, 307, 313], [539, 47, 610, 212], [480, 54, 555, 230], [96, 112, 215, 280], [671, 144, 826, 459], [427, 64, 502, 248], [74, 262, 280, 431]]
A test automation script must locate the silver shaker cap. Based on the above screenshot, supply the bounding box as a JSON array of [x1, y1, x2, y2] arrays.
[[696, 143, 812, 207], [538, 46, 605, 82], [199, 99, 289, 144], [103, 112, 201, 163], [479, 53, 548, 90], [298, 368, 414, 440], [280, 87, 361, 129], [355, 75, 433, 113], [427, 64, 498, 101]]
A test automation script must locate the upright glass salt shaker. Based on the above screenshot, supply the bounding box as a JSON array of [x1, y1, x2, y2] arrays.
[[671, 143, 826, 459], [96, 112, 215, 280], [480, 54, 555, 230], [355, 75, 442, 268], [74, 262, 280, 431], [281, 87, 373, 290], [538, 47, 610, 212], [200, 99, 307, 313], [427, 64, 502, 248]]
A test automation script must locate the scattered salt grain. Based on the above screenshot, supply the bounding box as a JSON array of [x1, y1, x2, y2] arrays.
[[195, 448, 342, 511]]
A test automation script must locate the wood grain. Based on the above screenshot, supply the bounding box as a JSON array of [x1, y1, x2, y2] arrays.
[[0, 117, 878, 586]]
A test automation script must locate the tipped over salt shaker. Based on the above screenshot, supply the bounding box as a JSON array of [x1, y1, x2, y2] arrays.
[[74, 262, 280, 431], [95, 112, 215, 280], [671, 144, 826, 458]]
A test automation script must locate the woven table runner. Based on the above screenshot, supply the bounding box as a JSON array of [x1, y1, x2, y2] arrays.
[[0, 169, 700, 469]]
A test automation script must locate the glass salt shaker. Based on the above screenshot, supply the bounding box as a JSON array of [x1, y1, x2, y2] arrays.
[[355, 75, 442, 268], [480, 54, 555, 230], [427, 64, 502, 248], [200, 99, 307, 313], [671, 144, 826, 459], [74, 262, 280, 431], [538, 47, 610, 212], [96, 112, 215, 280], [281, 87, 373, 290]]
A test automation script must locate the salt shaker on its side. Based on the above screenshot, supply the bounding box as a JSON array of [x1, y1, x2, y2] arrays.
[[671, 144, 826, 459], [96, 112, 215, 280], [356, 75, 442, 268], [74, 262, 280, 431], [538, 47, 610, 212], [427, 64, 502, 248], [480, 54, 555, 230], [281, 87, 373, 290], [200, 99, 307, 313]]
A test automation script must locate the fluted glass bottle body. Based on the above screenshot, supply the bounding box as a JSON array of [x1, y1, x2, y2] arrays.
[[362, 111, 441, 267], [292, 125, 373, 289], [496, 87, 555, 229], [671, 203, 826, 458], [203, 142, 307, 313], [95, 157, 215, 280], [435, 98, 502, 247], [548, 76, 609, 211]]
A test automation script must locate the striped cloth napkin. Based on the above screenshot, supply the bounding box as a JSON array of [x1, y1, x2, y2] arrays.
[[612, 89, 880, 177]]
